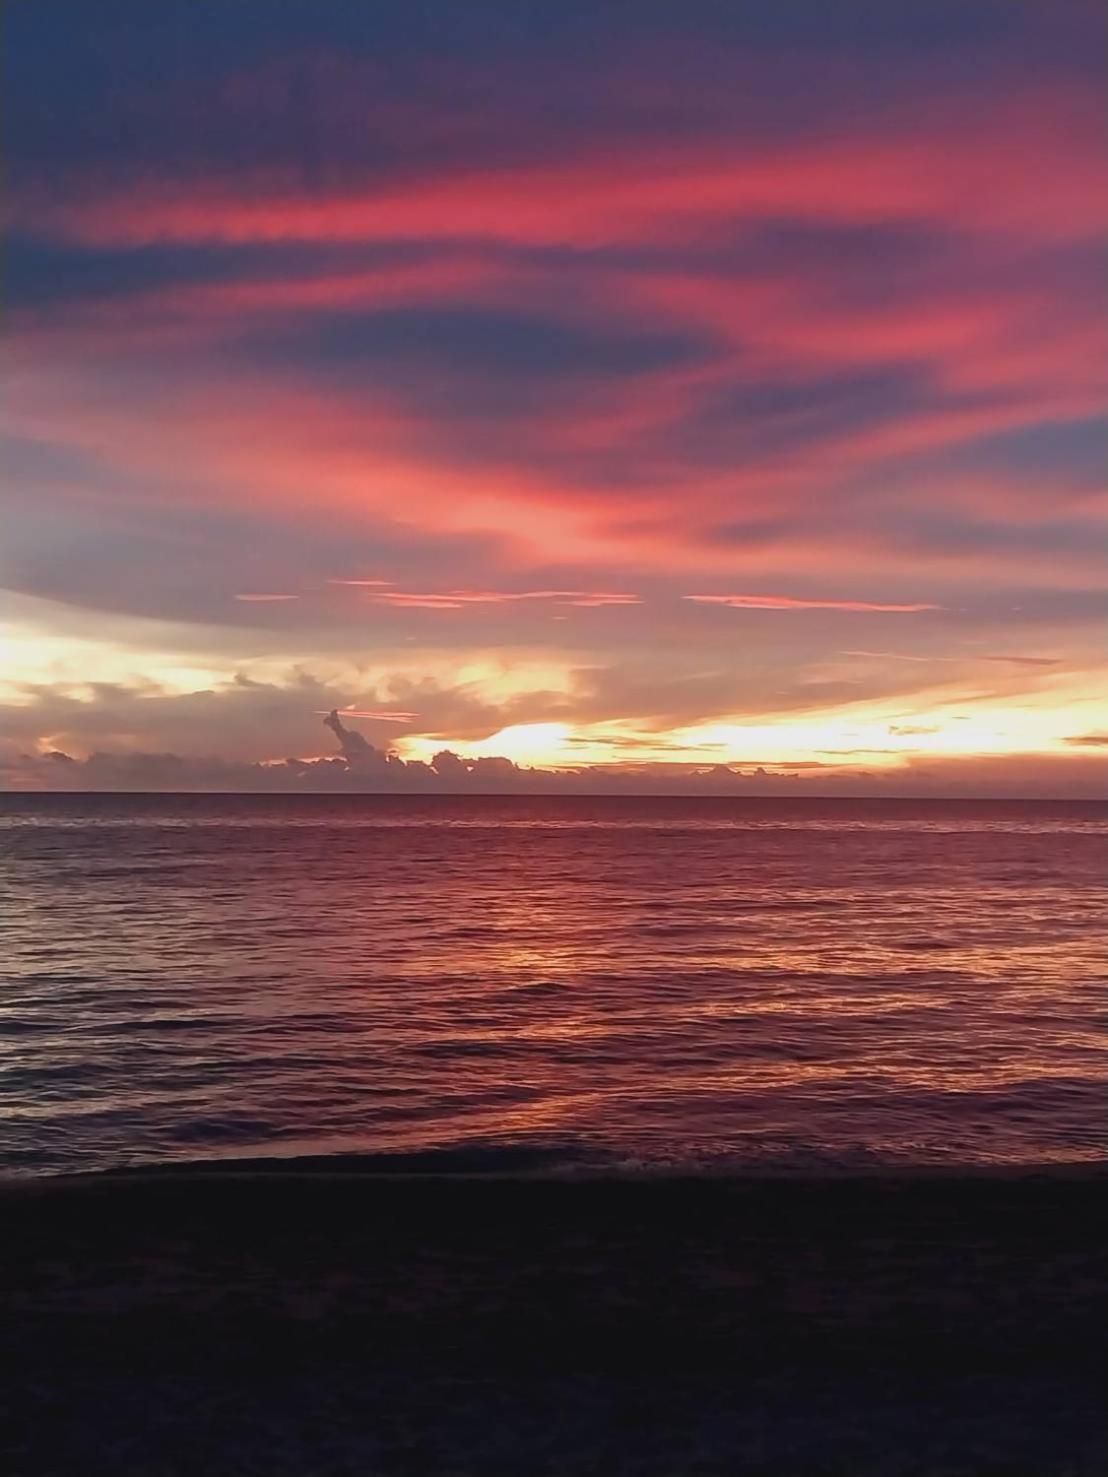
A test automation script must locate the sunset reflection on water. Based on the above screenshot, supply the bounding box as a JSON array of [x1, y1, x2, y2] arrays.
[[1, 794, 1105, 1178]]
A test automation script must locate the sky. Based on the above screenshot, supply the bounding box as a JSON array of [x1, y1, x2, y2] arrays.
[[3, 0, 1106, 795]]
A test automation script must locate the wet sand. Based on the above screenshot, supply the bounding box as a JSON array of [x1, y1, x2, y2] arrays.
[[2, 1164, 1105, 1474]]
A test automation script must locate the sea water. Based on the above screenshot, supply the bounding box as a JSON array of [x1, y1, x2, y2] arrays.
[[2, 794, 1105, 1177]]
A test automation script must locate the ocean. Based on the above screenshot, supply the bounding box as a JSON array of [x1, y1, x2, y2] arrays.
[[2, 793, 1105, 1179]]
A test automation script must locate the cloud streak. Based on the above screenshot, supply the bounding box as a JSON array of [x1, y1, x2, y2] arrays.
[[361, 589, 642, 609], [685, 595, 940, 613]]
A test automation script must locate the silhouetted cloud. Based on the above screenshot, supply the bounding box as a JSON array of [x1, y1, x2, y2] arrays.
[[7, 740, 1105, 800]]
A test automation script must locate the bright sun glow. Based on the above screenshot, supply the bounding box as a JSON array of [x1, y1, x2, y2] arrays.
[[397, 697, 1107, 772], [0, 626, 231, 702], [423, 722, 573, 765], [6, 612, 1106, 784]]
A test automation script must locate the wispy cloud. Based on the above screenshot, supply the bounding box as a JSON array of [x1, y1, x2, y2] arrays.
[[843, 650, 1061, 666], [313, 708, 416, 723], [686, 595, 940, 613], [358, 589, 642, 609]]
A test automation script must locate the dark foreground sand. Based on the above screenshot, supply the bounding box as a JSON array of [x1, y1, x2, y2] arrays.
[[1, 1164, 1104, 1475]]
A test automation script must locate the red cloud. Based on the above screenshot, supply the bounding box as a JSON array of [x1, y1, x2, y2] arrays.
[[6, 23, 1103, 674], [685, 595, 940, 613], [360, 589, 641, 609], [19, 88, 1103, 251]]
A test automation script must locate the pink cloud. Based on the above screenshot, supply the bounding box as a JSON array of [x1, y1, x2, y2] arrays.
[[19, 87, 1103, 252], [685, 595, 940, 613], [325, 578, 396, 587], [358, 589, 642, 609], [6, 10, 1103, 752]]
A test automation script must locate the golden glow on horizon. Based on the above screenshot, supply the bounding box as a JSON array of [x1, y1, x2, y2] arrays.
[[5, 615, 1105, 776], [466, 723, 572, 763], [399, 700, 1107, 771]]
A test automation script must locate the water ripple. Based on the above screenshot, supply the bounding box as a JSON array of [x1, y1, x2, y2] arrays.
[[1, 794, 1105, 1176]]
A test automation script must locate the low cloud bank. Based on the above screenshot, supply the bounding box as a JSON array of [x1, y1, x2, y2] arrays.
[[5, 715, 1106, 801]]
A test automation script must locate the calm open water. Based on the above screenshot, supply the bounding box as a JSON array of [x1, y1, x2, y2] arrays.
[[1, 794, 1105, 1178]]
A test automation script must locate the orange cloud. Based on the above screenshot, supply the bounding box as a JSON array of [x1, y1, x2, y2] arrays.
[[313, 709, 416, 723]]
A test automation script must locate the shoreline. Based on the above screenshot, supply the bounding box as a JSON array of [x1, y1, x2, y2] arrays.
[[5, 1148, 1106, 1191], [3, 1159, 1104, 1472]]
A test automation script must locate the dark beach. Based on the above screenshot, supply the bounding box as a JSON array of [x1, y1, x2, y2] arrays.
[[2, 1163, 1104, 1475]]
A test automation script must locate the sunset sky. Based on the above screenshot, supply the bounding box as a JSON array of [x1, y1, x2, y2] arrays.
[[4, 1, 1106, 794]]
